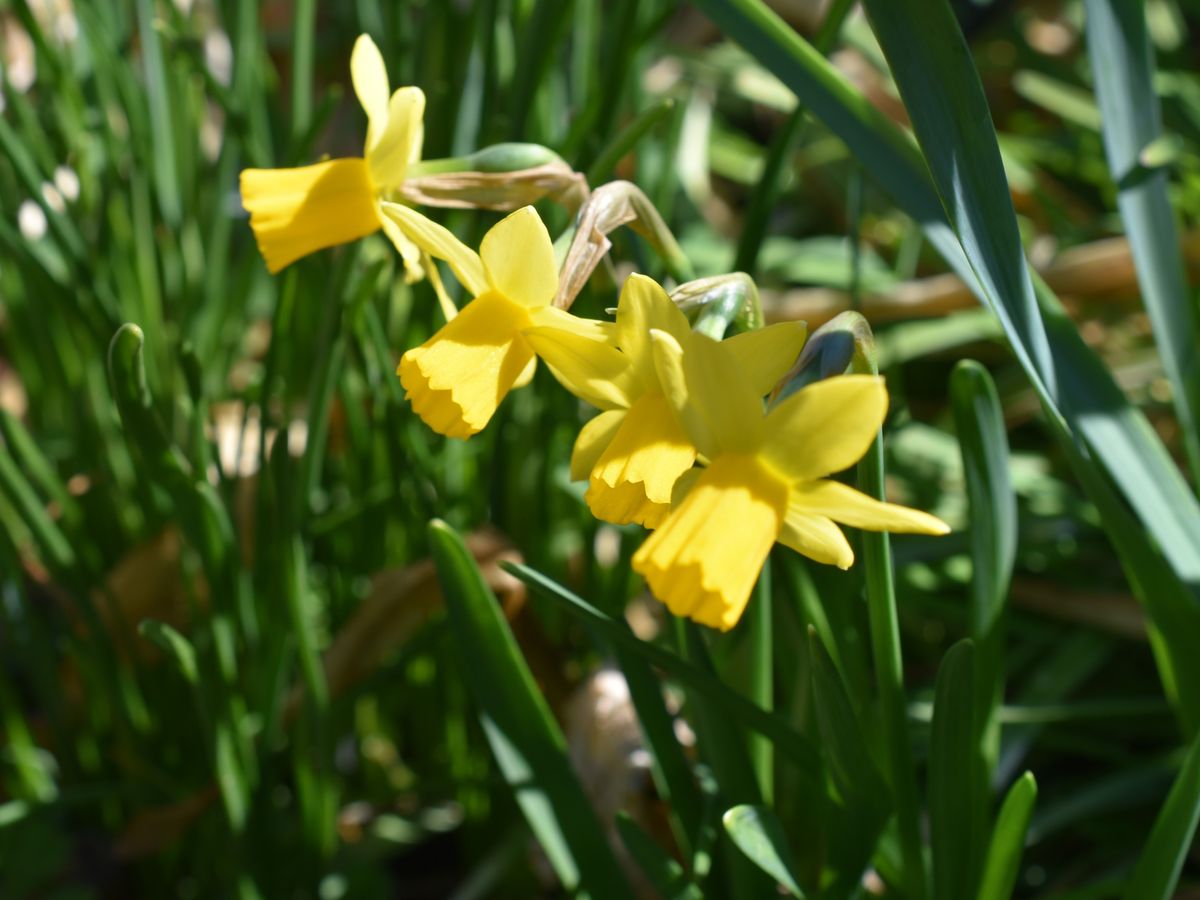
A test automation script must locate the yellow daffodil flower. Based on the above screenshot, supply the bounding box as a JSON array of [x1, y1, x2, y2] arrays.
[[391, 204, 606, 438], [634, 329, 949, 632], [240, 35, 427, 277], [524, 274, 807, 528]]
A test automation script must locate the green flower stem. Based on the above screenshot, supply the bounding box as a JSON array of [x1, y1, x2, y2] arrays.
[[854, 360, 927, 900]]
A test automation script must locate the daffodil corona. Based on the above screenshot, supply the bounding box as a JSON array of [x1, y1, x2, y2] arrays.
[[240, 35, 427, 277], [634, 329, 949, 632], [525, 274, 807, 528]]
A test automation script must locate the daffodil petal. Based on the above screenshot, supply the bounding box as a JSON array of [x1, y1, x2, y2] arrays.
[[616, 274, 691, 388], [351, 35, 389, 152], [529, 305, 618, 344], [369, 86, 425, 190], [397, 291, 534, 438], [379, 212, 425, 284], [632, 454, 787, 632], [722, 321, 807, 396], [649, 329, 765, 457], [480, 206, 558, 307], [571, 410, 626, 482], [777, 511, 854, 570], [761, 374, 887, 482], [649, 330, 719, 460], [586, 392, 697, 528], [379, 201, 488, 296], [523, 321, 635, 411], [240, 159, 381, 273], [512, 354, 537, 388], [789, 480, 950, 535]]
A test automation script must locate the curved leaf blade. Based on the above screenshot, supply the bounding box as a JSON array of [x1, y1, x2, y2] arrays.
[[428, 521, 631, 899]]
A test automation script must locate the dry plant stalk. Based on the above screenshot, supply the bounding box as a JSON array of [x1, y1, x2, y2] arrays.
[[554, 181, 690, 309]]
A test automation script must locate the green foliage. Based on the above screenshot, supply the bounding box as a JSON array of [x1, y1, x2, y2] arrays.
[[2, 1, 1200, 897]]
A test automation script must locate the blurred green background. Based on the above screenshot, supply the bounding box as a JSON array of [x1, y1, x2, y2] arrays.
[[1, 0, 1199, 897]]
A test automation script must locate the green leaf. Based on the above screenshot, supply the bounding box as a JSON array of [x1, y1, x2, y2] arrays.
[[138, 620, 199, 686], [807, 628, 889, 889], [615, 813, 704, 900], [617, 648, 704, 860], [849, 329, 927, 900], [806, 629, 886, 812], [1084, 0, 1200, 485], [976, 772, 1037, 900], [930, 639, 983, 900], [427, 521, 631, 899], [722, 805, 805, 897], [587, 98, 677, 184], [503, 562, 824, 790], [952, 360, 1016, 789], [135, 0, 181, 225], [1122, 733, 1200, 900]]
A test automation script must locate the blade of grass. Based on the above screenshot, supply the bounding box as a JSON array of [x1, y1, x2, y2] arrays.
[[427, 521, 632, 898]]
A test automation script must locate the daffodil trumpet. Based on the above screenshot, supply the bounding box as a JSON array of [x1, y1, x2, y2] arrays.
[[633, 329, 950, 632], [525, 274, 807, 529], [387, 204, 610, 439]]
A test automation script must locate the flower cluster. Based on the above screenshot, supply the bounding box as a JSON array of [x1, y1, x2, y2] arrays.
[[241, 36, 949, 632]]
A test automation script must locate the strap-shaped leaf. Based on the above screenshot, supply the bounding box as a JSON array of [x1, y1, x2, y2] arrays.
[[1123, 733, 1200, 900], [427, 521, 631, 898], [976, 772, 1037, 900], [722, 805, 806, 897], [1084, 0, 1200, 486]]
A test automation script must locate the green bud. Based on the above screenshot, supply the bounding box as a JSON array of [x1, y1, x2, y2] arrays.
[[773, 311, 878, 403]]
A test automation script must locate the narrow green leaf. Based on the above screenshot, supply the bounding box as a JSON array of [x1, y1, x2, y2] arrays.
[[290, 0, 317, 144], [851, 333, 927, 900], [1122, 733, 1200, 900], [930, 639, 983, 900], [135, 0, 181, 225], [1084, 0, 1200, 485], [586, 98, 676, 185], [807, 628, 889, 889], [617, 649, 703, 859], [504, 561, 824, 790], [428, 521, 631, 899], [807, 629, 886, 811], [722, 805, 805, 897], [977, 772, 1037, 900], [952, 360, 1016, 791], [138, 620, 199, 686], [615, 813, 704, 900], [860, 0, 1054, 389]]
